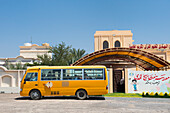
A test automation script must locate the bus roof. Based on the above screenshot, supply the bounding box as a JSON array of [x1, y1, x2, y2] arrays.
[[27, 65, 106, 70]]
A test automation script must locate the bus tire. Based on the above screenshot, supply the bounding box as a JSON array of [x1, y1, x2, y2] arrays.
[[30, 90, 41, 100], [76, 89, 87, 100]]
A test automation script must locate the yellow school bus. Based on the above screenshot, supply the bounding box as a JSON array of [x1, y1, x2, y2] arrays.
[[20, 66, 108, 100]]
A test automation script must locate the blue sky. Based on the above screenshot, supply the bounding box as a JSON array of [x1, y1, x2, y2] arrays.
[[0, 0, 170, 58]]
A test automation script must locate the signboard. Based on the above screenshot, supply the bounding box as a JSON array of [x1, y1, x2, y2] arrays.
[[128, 70, 170, 93]]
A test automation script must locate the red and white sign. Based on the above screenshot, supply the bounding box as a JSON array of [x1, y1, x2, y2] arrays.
[[128, 70, 170, 93], [45, 82, 53, 88]]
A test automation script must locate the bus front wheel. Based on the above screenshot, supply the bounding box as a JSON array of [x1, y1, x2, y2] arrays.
[[30, 90, 41, 100], [76, 90, 87, 100]]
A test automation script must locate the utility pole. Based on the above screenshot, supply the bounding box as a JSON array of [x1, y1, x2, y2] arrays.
[[30, 36, 32, 44]]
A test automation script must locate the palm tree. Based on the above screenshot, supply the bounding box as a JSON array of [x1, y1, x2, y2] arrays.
[[37, 42, 87, 66], [9, 63, 15, 70], [3, 59, 9, 69], [50, 42, 71, 66], [37, 54, 52, 65], [15, 62, 23, 69], [69, 48, 87, 64], [8, 62, 27, 70]]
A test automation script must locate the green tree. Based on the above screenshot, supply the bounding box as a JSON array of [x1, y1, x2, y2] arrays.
[[50, 42, 71, 66], [69, 48, 87, 64], [37, 54, 52, 65], [8, 62, 26, 70], [3, 59, 9, 69], [15, 62, 23, 69], [22, 64, 27, 69], [9, 63, 15, 70], [36, 42, 87, 66]]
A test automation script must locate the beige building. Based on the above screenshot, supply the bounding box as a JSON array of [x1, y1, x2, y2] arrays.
[[94, 30, 170, 93], [94, 30, 134, 51], [94, 30, 170, 63], [0, 56, 38, 67], [0, 43, 52, 93], [129, 44, 170, 63], [0, 43, 52, 67], [20, 43, 52, 59]]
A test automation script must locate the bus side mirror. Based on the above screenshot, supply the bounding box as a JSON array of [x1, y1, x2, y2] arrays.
[[24, 79, 27, 84]]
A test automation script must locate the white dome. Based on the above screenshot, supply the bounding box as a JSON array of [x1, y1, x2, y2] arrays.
[[24, 43, 32, 46]]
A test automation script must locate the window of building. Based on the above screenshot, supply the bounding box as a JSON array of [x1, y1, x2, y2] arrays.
[[41, 69, 61, 80], [103, 41, 109, 49], [63, 69, 82, 80], [84, 69, 104, 80], [115, 41, 121, 47], [25, 72, 38, 81]]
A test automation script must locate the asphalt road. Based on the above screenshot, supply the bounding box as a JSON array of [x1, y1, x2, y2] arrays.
[[0, 94, 170, 113]]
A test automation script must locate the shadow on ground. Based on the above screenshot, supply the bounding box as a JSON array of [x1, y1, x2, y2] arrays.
[[15, 96, 105, 100]]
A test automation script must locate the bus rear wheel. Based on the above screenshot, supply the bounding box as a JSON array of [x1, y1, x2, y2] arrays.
[[30, 90, 41, 100], [76, 90, 87, 100]]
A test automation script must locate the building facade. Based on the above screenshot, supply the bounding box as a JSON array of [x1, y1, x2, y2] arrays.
[[0, 43, 52, 93], [0, 43, 52, 67], [0, 56, 38, 67], [129, 44, 170, 63], [94, 30, 170, 93], [94, 30, 170, 63], [94, 30, 133, 51], [20, 43, 52, 59]]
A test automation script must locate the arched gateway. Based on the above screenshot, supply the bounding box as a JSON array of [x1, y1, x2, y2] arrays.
[[72, 48, 170, 93], [72, 48, 170, 70]]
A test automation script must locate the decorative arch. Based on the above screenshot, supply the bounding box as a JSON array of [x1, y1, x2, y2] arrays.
[[103, 41, 109, 49], [16, 56, 25, 59], [72, 48, 170, 70], [0, 74, 13, 87], [115, 40, 121, 47], [0, 66, 8, 72]]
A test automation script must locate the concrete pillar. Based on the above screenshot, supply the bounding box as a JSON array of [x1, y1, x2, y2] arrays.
[[99, 36, 101, 50], [109, 68, 113, 93], [125, 68, 128, 93], [0, 77, 1, 87], [18, 70, 20, 87], [11, 76, 14, 87], [109, 36, 113, 48], [136, 65, 139, 71], [122, 70, 125, 79], [121, 35, 124, 47]]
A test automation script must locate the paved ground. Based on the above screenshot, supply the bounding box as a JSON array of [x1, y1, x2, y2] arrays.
[[0, 94, 170, 113]]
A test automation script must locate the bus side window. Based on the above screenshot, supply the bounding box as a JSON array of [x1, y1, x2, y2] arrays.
[[25, 73, 38, 81], [84, 69, 104, 80], [63, 69, 82, 80], [41, 69, 61, 81]]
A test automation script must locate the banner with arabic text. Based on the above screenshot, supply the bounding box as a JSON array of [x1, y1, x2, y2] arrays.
[[128, 70, 170, 93]]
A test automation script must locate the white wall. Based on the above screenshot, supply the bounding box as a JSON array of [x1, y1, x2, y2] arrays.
[[0, 66, 25, 93]]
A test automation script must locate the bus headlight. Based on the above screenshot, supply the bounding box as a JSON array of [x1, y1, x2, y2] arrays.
[[20, 88, 22, 92]]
